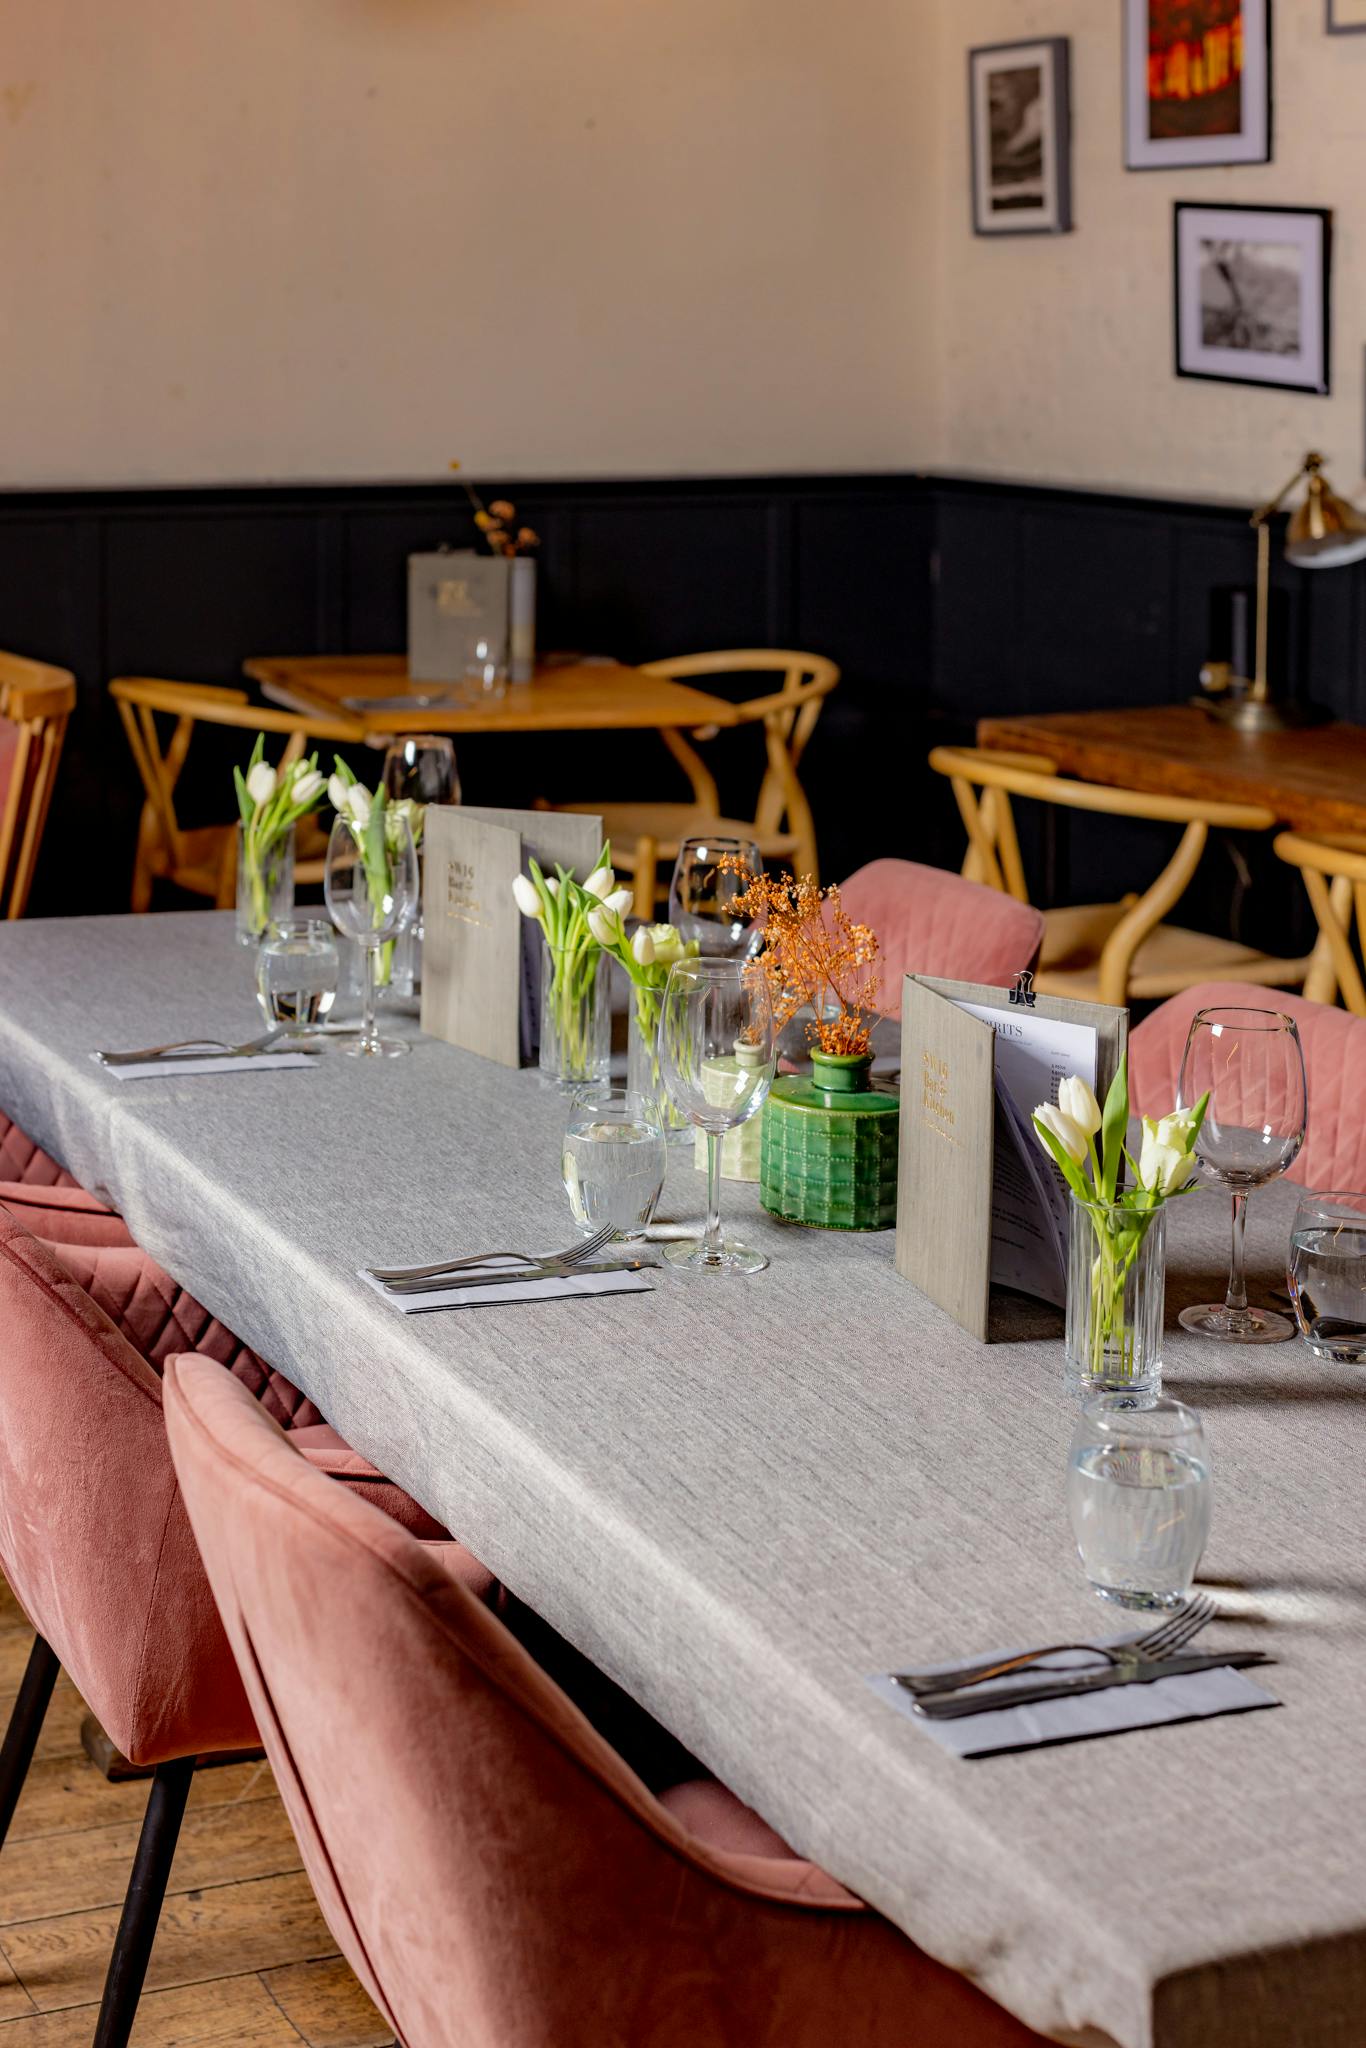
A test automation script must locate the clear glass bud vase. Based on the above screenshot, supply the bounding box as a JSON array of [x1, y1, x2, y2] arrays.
[[538, 937, 610, 1093], [627, 991, 691, 1142], [235, 825, 295, 946], [1066, 1193, 1166, 1398]]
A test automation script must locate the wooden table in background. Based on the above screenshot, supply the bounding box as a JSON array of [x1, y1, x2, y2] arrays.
[[245, 654, 739, 739], [978, 704, 1366, 838]]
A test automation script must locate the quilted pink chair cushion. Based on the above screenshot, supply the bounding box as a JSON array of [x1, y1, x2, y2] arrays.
[[164, 1355, 1051, 2048], [1130, 981, 1366, 1191], [839, 861, 1045, 1010], [0, 1111, 79, 1189], [0, 1180, 134, 1247]]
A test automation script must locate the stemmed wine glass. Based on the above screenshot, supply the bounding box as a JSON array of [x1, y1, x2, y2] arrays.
[[1177, 1005, 1307, 1341], [668, 837, 763, 958], [324, 809, 418, 1059], [657, 958, 775, 1274], [382, 735, 460, 807]]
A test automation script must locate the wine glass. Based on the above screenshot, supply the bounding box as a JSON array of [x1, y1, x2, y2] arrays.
[[1177, 1005, 1307, 1341], [668, 837, 763, 957], [657, 958, 775, 1274], [382, 735, 460, 807], [323, 809, 418, 1059]]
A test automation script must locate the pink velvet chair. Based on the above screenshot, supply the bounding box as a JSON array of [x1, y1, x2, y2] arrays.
[[839, 860, 1045, 1009], [0, 1107, 81, 1189], [164, 1355, 1051, 2048], [1130, 981, 1366, 1191], [0, 1208, 493, 2048]]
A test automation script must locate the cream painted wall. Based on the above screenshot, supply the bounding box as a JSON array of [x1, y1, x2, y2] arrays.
[[931, 2, 1366, 503], [0, 0, 937, 486]]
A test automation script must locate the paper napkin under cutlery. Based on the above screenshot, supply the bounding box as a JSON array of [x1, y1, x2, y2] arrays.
[[92, 1052, 317, 1082], [358, 1260, 655, 1315], [868, 1641, 1279, 1759]]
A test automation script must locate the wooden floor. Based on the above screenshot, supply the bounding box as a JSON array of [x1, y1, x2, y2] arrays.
[[0, 1577, 391, 2046]]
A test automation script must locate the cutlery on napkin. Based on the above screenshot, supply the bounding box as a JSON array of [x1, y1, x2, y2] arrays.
[[93, 1050, 317, 1081], [908, 1649, 1273, 1719], [358, 1257, 656, 1315], [868, 1637, 1281, 1758]]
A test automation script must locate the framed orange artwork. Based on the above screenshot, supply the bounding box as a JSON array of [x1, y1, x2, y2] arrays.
[[1124, 0, 1271, 169]]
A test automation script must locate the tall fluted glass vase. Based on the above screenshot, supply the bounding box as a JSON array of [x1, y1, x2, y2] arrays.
[[539, 937, 610, 1093], [1065, 1194, 1166, 1398], [235, 824, 294, 946]]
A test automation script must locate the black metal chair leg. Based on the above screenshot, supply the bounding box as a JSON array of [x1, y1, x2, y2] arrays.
[[0, 1633, 59, 1852], [92, 1755, 195, 2048]]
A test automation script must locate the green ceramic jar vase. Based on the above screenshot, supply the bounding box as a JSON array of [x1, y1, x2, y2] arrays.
[[760, 1050, 899, 1231]]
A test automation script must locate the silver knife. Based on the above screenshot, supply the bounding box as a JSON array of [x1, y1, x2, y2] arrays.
[[387, 1258, 659, 1297], [909, 1650, 1273, 1720]]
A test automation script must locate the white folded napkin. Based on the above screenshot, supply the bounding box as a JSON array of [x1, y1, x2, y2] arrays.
[[358, 1259, 655, 1315], [868, 1637, 1279, 1759], [93, 1052, 317, 1082]]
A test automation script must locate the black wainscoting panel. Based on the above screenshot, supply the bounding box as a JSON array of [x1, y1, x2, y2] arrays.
[[3, 470, 1366, 921]]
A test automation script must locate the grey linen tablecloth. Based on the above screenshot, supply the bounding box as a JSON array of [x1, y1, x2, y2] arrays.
[[2, 913, 1363, 2048]]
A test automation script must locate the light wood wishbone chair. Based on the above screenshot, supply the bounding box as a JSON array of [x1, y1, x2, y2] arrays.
[[929, 745, 1312, 1009], [0, 651, 76, 919], [111, 677, 364, 912], [547, 650, 840, 917], [1274, 831, 1366, 1014]]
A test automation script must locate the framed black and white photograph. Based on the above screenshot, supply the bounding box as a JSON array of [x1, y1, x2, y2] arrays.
[[1327, 0, 1366, 31], [1174, 203, 1331, 393], [1125, 0, 1271, 169], [969, 39, 1071, 236]]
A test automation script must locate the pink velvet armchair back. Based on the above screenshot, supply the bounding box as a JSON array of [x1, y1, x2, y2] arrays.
[[839, 860, 1044, 1008], [0, 1210, 257, 1762], [1130, 982, 1366, 1192], [164, 1355, 1046, 2048]]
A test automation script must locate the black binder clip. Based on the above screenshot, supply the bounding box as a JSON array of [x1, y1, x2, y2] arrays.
[[1008, 969, 1037, 1008]]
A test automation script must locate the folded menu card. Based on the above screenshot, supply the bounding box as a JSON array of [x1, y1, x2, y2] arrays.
[[868, 1645, 1278, 1760], [895, 976, 1127, 1342], [357, 1263, 653, 1315], [421, 807, 603, 1069]]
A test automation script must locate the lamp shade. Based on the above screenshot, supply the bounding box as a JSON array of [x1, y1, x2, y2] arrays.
[[1285, 454, 1366, 570]]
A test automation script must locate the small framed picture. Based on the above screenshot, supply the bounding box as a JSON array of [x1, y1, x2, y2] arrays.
[[1327, 0, 1366, 30], [968, 39, 1072, 236], [1125, 0, 1271, 169], [1174, 203, 1331, 394]]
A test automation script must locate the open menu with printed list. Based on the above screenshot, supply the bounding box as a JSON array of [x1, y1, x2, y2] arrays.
[[895, 976, 1127, 1343]]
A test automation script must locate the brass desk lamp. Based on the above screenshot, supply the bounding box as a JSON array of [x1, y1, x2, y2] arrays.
[[1200, 451, 1366, 732]]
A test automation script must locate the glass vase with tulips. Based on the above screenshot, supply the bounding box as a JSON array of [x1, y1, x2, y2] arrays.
[[327, 762, 423, 990], [1034, 1062, 1208, 1395], [584, 907, 699, 1139], [512, 845, 623, 1091], [232, 738, 327, 944]]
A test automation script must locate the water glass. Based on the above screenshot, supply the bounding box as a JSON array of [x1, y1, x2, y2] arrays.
[[1067, 1395, 1211, 1611], [256, 918, 339, 1034], [1289, 1190, 1366, 1362], [466, 634, 509, 702], [668, 838, 763, 958], [562, 1090, 666, 1243]]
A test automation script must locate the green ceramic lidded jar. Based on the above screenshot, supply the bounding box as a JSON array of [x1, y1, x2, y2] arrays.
[[760, 1050, 899, 1231]]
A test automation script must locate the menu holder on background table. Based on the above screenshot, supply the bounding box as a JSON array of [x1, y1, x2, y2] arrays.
[[421, 807, 603, 1068], [406, 550, 511, 684], [895, 975, 1127, 1342]]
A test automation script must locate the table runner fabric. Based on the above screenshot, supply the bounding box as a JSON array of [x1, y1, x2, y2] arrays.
[[2, 913, 1364, 2048]]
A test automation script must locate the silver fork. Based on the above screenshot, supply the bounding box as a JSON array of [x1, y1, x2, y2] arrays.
[[96, 1031, 290, 1066], [894, 1593, 1216, 1699], [369, 1222, 615, 1287]]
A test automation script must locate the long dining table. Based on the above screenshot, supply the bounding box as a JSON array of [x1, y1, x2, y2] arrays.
[[1, 912, 1363, 2048]]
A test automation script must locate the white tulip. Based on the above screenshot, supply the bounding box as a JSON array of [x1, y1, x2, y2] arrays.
[[587, 905, 619, 948], [290, 768, 325, 807], [327, 773, 350, 812], [1057, 1075, 1101, 1138], [246, 761, 277, 807], [512, 874, 544, 920], [631, 925, 655, 966], [583, 865, 615, 900], [604, 888, 634, 917], [1034, 1102, 1088, 1166], [545, 877, 561, 899], [346, 785, 372, 829], [1138, 1113, 1199, 1195]]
